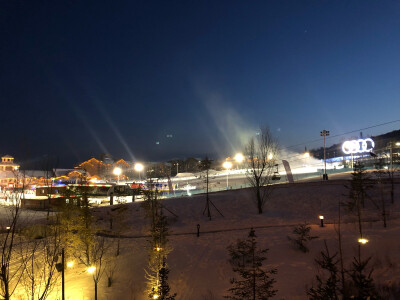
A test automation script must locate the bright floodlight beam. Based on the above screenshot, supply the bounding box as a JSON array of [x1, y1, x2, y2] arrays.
[[223, 161, 233, 189], [134, 163, 144, 181], [113, 167, 122, 184]]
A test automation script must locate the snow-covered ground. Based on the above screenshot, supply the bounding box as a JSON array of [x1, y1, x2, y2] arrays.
[[8, 176, 400, 299]]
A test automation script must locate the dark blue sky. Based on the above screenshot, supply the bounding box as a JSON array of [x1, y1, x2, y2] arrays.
[[1, 1, 400, 166]]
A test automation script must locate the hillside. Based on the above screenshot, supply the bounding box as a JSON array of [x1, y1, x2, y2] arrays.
[[29, 177, 397, 300]]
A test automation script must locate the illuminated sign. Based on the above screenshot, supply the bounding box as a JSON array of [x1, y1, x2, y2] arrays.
[[342, 138, 375, 155]]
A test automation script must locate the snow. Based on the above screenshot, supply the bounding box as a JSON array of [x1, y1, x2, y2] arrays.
[[10, 176, 400, 299]]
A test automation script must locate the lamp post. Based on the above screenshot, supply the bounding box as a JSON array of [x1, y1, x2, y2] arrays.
[[319, 215, 324, 227], [320, 130, 330, 180], [134, 163, 144, 181], [234, 153, 244, 170], [56, 248, 74, 300], [87, 266, 97, 300], [222, 161, 232, 189], [113, 167, 122, 184]]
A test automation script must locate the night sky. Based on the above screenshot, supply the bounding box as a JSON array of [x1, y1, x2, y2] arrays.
[[1, 1, 400, 167]]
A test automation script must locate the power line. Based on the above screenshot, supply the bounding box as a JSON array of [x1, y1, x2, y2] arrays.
[[282, 119, 400, 151]]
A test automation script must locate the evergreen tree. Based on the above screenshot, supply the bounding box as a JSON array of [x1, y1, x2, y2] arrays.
[[307, 241, 340, 300], [287, 223, 318, 253], [343, 162, 373, 238], [200, 156, 213, 220], [157, 259, 177, 300], [225, 228, 277, 300], [348, 256, 378, 300]]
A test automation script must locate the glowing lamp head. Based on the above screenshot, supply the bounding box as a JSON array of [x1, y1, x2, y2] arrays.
[[155, 247, 162, 252], [358, 238, 369, 244], [319, 215, 324, 220], [268, 153, 273, 160], [234, 153, 244, 163], [223, 161, 233, 170], [87, 266, 96, 274], [153, 294, 159, 299], [113, 167, 122, 176], [67, 261, 74, 268], [304, 152, 310, 158], [134, 163, 144, 172], [396, 142, 400, 146]]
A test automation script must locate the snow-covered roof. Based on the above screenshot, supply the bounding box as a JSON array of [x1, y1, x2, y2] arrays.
[[53, 169, 76, 177]]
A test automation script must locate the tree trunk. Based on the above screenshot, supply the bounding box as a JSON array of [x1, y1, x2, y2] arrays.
[[94, 280, 98, 300], [337, 202, 346, 297], [256, 187, 262, 214]]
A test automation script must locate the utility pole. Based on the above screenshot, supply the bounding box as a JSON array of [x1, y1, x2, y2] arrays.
[[320, 130, 330, 180]]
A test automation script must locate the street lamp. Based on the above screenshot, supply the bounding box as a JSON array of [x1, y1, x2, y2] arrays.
[[113, 167, 122, 184], [319, 215, 324, 227], [55, 248, 75, 300], [358, 238, 369, 245], [134, 163, 144, 181], [234, 153, 244, 169], [222, 161, 232, 189], [320, 130, 330, 180]]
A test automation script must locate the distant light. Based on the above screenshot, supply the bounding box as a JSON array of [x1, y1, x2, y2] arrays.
[[319, 215, 324, 220], [87, 266, 96, 274], [113, 167, 122, 176], [234, 153, 244, 163], [304, 152, 310, 158], [358, 238, 369, 244], [156, 141, 160, 145], [155, 247, 162, 252], [166, 134, 173, 138], [268, 153, 273, 160], [396, 142, 400, 146], [153, 294, 159, 299], [134, 163, 144, 172], [223, 161, 233, 170]]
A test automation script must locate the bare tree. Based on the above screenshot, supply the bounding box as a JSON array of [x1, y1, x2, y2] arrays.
[[245, 127, 278, 214], [0, 170, 30, 299], [19, 222, 62, 300]]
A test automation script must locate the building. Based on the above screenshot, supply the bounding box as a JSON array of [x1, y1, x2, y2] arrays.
[[0, 155, 19, 171]]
